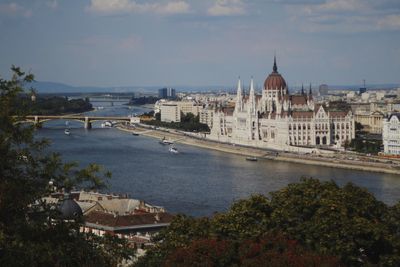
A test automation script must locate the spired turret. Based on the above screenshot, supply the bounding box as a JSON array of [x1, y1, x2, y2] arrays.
[[235, 77, 243, 113], [248, 77, 256, 116]]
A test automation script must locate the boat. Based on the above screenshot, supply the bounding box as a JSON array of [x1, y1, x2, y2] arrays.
[[101, 121, 113, 128], [159, 137, 174, 145], [132, 132, 139, 136], [246, 157, 258, 162], [64, 129, 71, 135], [169, 146, 179, 154]]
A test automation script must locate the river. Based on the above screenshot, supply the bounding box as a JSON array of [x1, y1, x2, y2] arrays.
[[35, 100, 400, 217]]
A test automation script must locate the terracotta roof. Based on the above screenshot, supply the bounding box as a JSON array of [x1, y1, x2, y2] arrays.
[[291, 111, 314, 118], [264, 72, 287, 90], [84, 211, 174, 229], [223, 107, 234, 116], [314, 104, 326, 113], [290, 95, 307, 105], [330, 111, 349, 117]]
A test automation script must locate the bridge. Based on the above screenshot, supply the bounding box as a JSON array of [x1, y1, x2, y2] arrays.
[[24, 115, 134, 129]]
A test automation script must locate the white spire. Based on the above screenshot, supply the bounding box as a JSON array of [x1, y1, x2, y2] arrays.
[[235, 76, 243, 112], [249, 76, 256, 115]]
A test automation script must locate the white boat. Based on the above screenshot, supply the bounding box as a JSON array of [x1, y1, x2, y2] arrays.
[[246, 157, 258, 162], [159, 137, 174, 145], [101, 121, 113, 128], [64, 129, 71, 135], [169, 146, 179, 154]]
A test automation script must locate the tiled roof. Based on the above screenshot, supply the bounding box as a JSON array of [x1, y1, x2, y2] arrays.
[[291, 111, 314, 118], [290, 95, 307, 105], [85, 211, 174, 229], [329, 111, 349, 117]]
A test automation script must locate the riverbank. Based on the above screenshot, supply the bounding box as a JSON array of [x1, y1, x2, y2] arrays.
[[117, 125, 400, 175]]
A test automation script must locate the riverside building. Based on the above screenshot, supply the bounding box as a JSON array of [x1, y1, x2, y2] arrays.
[[208, 57, 355, 151], [383, 113, 400, 155]]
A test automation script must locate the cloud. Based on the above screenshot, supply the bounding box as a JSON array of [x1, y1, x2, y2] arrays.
[[87, 0, 190, 15], [207, 0, 245, 16], [378, 15, 400, 30], [282, 0, 400, 32], [0, 2, 32, 18]]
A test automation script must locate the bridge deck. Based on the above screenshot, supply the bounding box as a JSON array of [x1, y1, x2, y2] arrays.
[[26, 115, 131, 120]]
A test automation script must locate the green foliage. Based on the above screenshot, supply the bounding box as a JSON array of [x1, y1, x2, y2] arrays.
[[128, 96, 160, 105], [13, 95, 93, 115], [136, 178, 400, 267], [0, 67, 134, 266], [164, 234, 341, 267], [349, 138, 382, 154], [144, 112, 210, 132], [355, 122, 364, 131], [155, 112, 161, 121]]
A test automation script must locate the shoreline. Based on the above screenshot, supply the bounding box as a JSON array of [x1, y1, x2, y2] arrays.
[[117, 125, 400, 175]]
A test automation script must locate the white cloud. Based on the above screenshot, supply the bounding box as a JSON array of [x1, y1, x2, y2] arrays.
[[283, 0, 400, 32], [87, 0, 190, 15], [207, 0, 245, 16], [0, 2, 32, 18], [378, 15, 400, 30]]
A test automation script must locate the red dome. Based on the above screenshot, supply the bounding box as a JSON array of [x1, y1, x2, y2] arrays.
[[264, 72, 287, 90], [264, 57, 287, 90]]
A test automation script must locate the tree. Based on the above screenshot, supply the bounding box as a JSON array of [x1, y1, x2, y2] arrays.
[[165, 234, 341, 267], [0, 67, 134, 266], [136, 178, 400, 266]]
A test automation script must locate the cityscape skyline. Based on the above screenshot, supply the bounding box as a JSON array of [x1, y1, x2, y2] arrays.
[[1, 0, 399, 87]]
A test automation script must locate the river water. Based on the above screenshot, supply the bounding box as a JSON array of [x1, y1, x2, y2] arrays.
[[35, 100, 400, 217]]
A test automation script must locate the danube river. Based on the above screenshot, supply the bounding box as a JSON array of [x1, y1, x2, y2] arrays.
[[35, 100, 400, 217]]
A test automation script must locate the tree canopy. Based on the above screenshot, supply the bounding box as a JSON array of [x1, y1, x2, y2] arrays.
[[136, 178, 400, 267], [0, 67, 134, 266]]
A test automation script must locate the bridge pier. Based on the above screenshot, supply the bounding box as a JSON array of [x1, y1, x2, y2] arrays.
[[33, 116, 42, 128], [84, 117, 92, 129]]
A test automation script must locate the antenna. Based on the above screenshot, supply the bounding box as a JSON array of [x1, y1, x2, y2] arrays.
[[363, 79, 366, 88]]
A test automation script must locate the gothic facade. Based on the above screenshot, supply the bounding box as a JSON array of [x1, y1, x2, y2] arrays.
[[209, 58, 355, 151]]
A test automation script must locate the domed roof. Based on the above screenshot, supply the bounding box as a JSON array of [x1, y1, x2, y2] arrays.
[[264, 57, 287, 90], [58, 193, 82, 220]]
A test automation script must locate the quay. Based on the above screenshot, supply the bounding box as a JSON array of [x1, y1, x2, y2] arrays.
[[117, 124, 400, 175]]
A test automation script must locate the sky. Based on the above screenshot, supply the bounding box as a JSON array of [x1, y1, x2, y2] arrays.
[[0, 0, 399, 88]]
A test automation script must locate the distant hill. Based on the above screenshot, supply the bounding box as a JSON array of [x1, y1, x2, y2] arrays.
[[31, 81, 110, 93], [30, 81, 400, 94]]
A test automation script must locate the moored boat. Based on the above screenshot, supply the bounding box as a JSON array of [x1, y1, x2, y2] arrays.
[[159, 137, 174, 145], [169, 146, 179, 154], [246, 157, 258, 161], [101, 121, 113, 128]]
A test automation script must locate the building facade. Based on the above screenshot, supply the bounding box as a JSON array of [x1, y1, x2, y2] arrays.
[[158, 87, 176, 99], [160, 102, 180, 122], [159, 100, 203, 123], [209, 58, 355, 151], [383, 113, 400, 155]]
